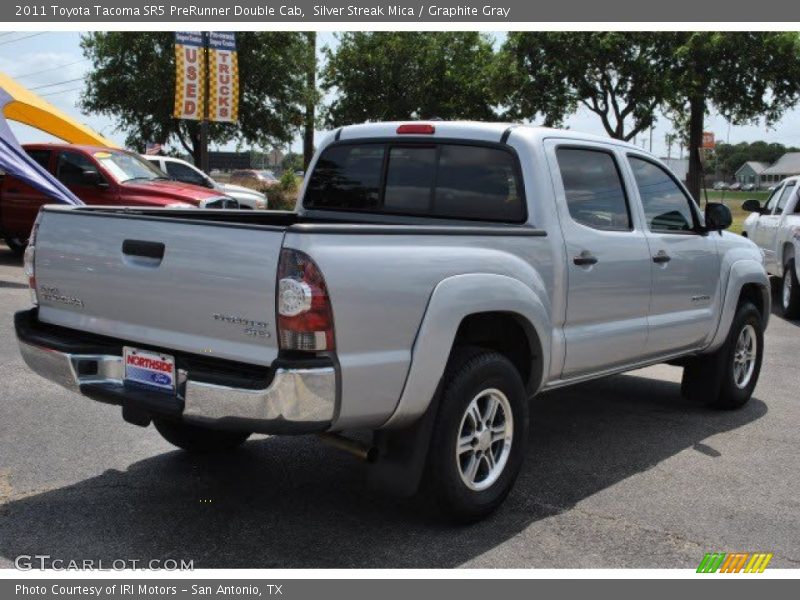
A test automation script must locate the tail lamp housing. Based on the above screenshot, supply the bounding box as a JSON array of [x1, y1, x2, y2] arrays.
[[23, 212, 42, 307], [276, 248, 335, 352]]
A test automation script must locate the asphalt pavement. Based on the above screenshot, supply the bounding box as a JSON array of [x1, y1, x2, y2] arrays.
[[0, 245, 798, 569]]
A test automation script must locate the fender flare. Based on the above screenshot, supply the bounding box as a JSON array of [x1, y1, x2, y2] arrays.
[[706, 259, 770, 353], [380, 273, 551, 429]]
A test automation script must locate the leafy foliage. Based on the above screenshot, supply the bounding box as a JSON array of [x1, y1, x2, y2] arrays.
[[499, 32, 678, 140], [321, 32, 498, 125], [80, 32, 308, 164]]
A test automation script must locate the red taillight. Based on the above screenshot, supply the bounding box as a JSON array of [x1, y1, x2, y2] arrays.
[[276, 248, 335, 352], [396, 123, 435, 135], [24, 212, 42, 306]]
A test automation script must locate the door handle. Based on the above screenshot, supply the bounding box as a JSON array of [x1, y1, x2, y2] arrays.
[[652, 252, 672, 264], [573, 252, 598, 266], [122, 239, 165, 260]]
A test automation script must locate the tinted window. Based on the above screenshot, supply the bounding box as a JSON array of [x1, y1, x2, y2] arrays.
[[166, 161, 207, 186], [433, 145, 522, 221], [776, 182, 796, 213], [629, 157, 697, 233], [384, 146, 437, 213], [56, 151, 99, 186], [305, 144, 385, 210], [305, 143, 524, 222], [556, 148, 631, 231], [25, 149, 51, 170]]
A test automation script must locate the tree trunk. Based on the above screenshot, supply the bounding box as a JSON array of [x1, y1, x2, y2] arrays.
[[686, 96, 705, 202], [303, 32, 316, 171]]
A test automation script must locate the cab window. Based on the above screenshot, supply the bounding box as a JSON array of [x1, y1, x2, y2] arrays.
[[166, 161, 208, 187], [56, 151, 101, 186], [629, 156, 698, 233], [776, 182, 796, 214], [25, 149, 51, 171], [556, 147, 631, 231]]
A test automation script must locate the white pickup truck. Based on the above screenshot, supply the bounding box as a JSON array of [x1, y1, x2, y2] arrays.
[[742, 176, 800, 318], [15, 122, 770, 521]]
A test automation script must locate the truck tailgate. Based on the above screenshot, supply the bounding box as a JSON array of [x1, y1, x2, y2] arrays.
[[34, 209, 284, 366]]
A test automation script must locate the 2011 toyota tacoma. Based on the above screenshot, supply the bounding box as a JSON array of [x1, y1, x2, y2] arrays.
[[15, 122, 770, 521]]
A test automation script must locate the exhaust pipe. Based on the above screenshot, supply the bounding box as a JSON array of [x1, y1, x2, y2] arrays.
[[316, 433, 378, 462]]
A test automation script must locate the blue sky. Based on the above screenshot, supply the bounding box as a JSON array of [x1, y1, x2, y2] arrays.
[[2, 31, 800, 158]]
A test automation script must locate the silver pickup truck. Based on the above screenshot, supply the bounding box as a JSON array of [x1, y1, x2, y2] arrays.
[[15, 122, 770, 521]]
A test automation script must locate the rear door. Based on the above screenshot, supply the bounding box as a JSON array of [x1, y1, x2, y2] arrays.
[[546, 141, 652, 377], [1, 148, 52, 239], [625, 154, 720, 355]]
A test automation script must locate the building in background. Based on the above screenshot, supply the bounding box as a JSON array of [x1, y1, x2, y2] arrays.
[[759, 152, 800, 187], [735, 161, 770, 185]]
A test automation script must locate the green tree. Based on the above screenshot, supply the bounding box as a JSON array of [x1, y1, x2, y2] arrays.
[[321, 32, 498, 125], [667, 32, 800, 199], [499, 32, 678, 140], [80, 32, 308, 166]]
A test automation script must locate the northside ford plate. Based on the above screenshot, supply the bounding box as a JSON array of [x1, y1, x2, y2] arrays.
[[123, 347, 176, 393]]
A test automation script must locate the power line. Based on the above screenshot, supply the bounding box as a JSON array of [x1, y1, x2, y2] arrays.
[[0, 33, 47, 47], [39, 86, 82, 98], [11, 58, 88, 80], [28, 77, 84, 91]]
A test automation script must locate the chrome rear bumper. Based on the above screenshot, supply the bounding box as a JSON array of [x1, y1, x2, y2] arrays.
[[17, 336, 336, 433]]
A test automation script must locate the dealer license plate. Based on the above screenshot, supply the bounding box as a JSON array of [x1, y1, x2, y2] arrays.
[[123, 347, 176, 392]]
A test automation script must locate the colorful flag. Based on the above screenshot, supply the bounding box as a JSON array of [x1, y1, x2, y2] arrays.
[[145, 142, 163, 155], [207, 32, 239, 123], [173, 31, 206, 120]]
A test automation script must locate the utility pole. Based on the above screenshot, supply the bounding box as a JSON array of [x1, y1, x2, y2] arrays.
[[303, 32, 316, 171], [199, 31, 210, 173]]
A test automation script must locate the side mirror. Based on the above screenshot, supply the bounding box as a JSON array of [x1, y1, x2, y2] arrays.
[[705, 202, 732, 232], [82, 169, 107, 188], [742, 199, 763, 214]]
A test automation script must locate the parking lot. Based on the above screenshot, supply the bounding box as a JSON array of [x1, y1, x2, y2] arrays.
[[0, 244, 798, 570]]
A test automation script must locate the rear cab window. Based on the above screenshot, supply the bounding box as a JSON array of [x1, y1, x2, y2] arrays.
[[304, 141, 526, 223]]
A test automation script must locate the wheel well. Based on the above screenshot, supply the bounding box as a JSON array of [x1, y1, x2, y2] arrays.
[[452, 312, 542, 393], [739, 283, 766, 317]]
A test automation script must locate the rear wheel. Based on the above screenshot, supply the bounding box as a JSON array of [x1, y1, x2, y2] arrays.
[[4, 235, 26, 258], [424, 348, 529, 522], [153, 418, 250, 453], [780, 259, 800, 319], [682, 302, 763, 410]]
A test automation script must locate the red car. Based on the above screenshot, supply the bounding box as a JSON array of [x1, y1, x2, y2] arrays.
[[0, 144, 237, 255]]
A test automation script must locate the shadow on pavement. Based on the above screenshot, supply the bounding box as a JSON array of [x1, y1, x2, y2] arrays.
[[0, 247, 21, 267], [0, 372, 766, 568]]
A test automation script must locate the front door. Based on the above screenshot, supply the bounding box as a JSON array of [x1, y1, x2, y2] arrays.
[[548, 143, 653, 378], [55, 150, 112, 205], [626, 154, 720, 355]]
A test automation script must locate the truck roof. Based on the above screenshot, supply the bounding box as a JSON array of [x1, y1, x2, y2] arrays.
[[333, 121, 648, 153], [22, 142, 122, 154]]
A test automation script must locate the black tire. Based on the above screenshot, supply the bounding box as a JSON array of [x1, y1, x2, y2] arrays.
[[153, 418, 250, 453], [682, 302, 763, 410], [780, 259, 800, 319], [424, 348, 529, 522], [4, 235, 26, 258]]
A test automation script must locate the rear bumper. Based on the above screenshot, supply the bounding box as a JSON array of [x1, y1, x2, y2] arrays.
[[14, 310, 335, 434]]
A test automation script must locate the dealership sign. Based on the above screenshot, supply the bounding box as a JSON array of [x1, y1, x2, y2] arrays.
[[173, 31, 205, 120], [208, 32, 239, 122], [173, 31, 238, 123]]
